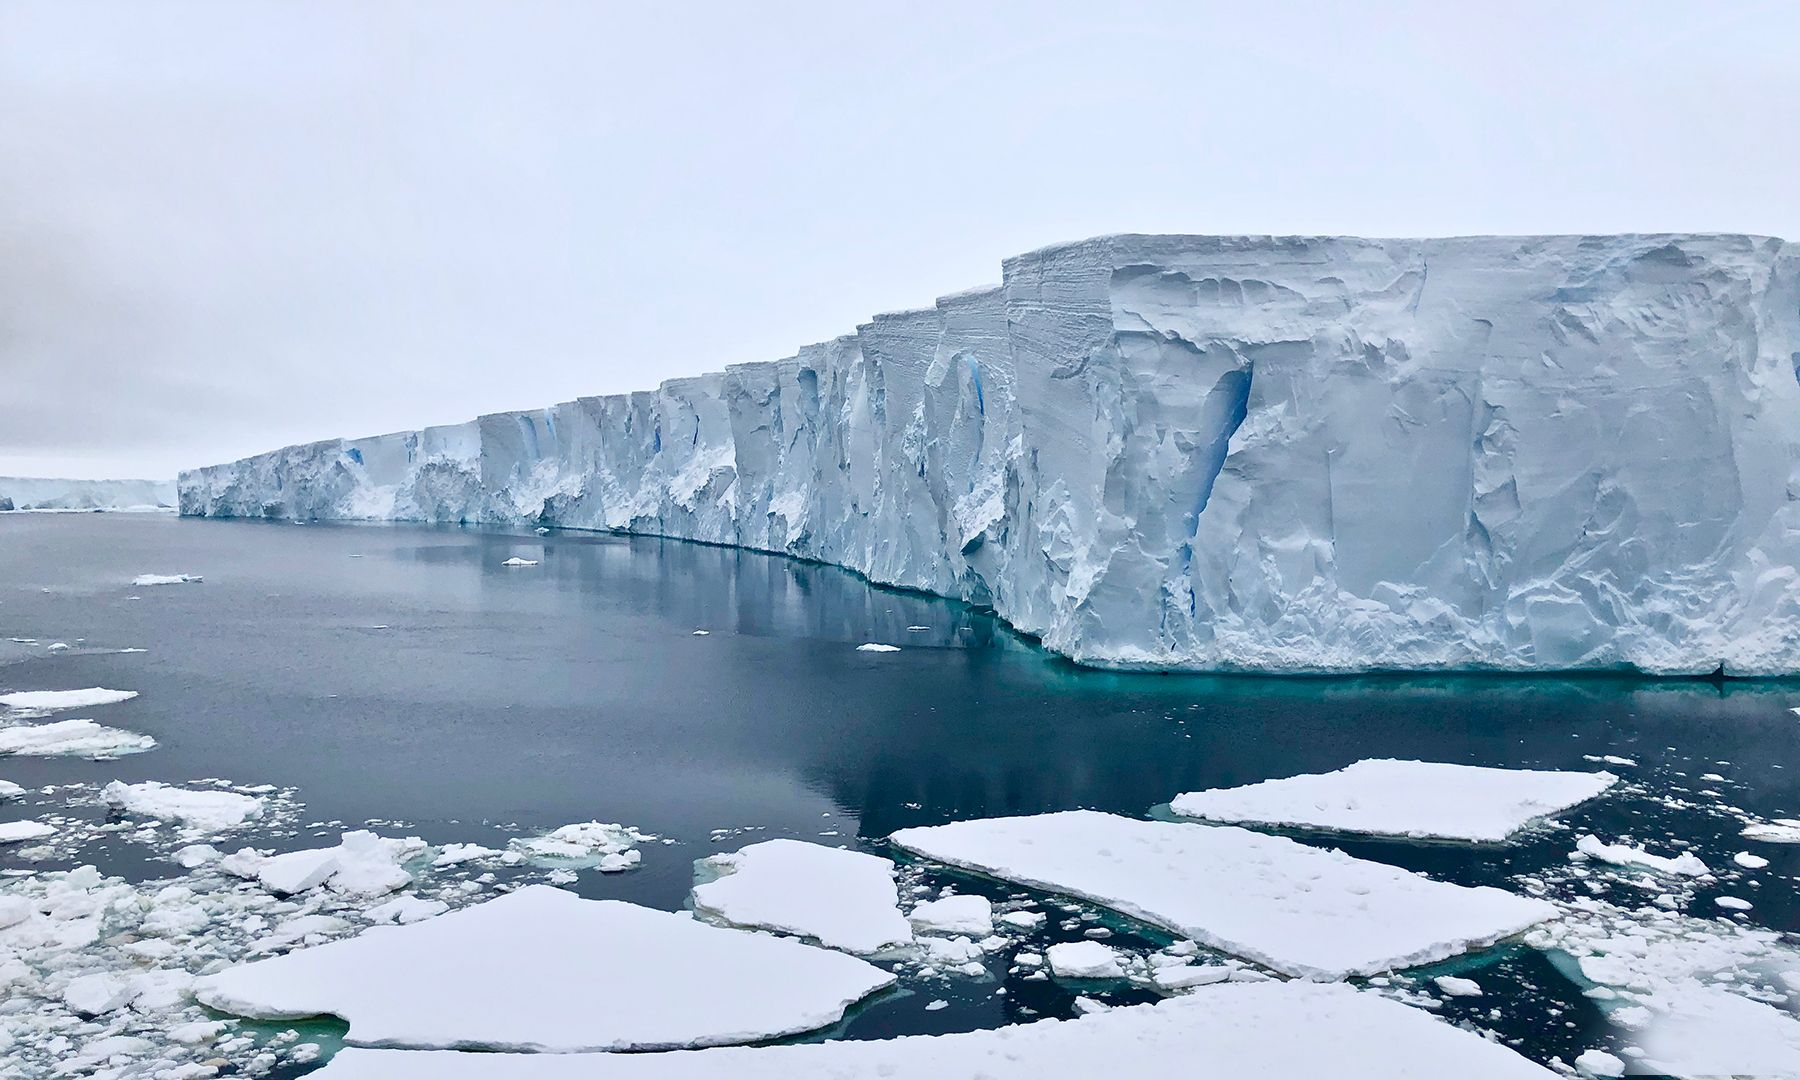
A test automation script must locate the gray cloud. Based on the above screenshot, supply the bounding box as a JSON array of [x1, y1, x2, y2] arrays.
[[2, 0, 1796, 478]]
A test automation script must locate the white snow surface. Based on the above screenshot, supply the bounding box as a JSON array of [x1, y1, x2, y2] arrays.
[[692, 839, 913, 954], [179, 234, 1800, 676], [1573, 834, 1710, 877], [102, 781, 265, 834], [0, 688, 139, 710], [889, 810, 1556, 978], [0, 718, 156, 758], [1170, 759, 1617, 842], [194, 885, 894, 1052], [308, 981, 1558, 1079]]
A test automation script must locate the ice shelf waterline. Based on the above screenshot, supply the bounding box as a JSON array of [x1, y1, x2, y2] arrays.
[[179, 233, 1800, 676]]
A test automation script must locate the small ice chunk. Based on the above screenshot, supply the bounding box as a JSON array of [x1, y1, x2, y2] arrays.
[[1574, 835, 1709, 877], [693, 839, 913, 954], [196, 885, 894, 1052], [258, 848, 344, 895], [500, 557, 538, 567], [433, 843, 507, 868], [173, 844, 223, 868], [924, 998, 948, 1011], [999, 910, 1045, 930], [1715, 896, 1754, 911], [855, 643, 901, 653], [1153, 964, 1233, 990], [131, 573, 202, 586], [0, 687, 138, 710], [890, 811, 1555, 979], [0, 718, 156, 758], [1047, 941, 1124, 979], [168, 1020, 235, 1044], [908, 894, 993, 937], [1743, 819, 1800, 843], [1170, 760, 1617, 843], [1573, 1048, 1624, 1076], [367, 896, 450, 924], [691, 629, 710, 636], [1734, 851, 1771, 870], [0, 819, 55, 843], [511, 821, 649, 868], [307, 983, 1559, 1079], [0, 779, 22, 799], [1433, 976, 1483, 997], [64, 972, 139, 1016], [103, 780, 265, 833]]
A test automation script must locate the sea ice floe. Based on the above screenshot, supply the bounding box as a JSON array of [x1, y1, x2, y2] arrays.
[[1633, 982, 1800, 1076], [0, 779, 24, 799], [855, 643, 901, 653], [1573, 835, 1709, 877], [1433, 975, 1482, 997], [1573, 1048, 1625, 1076], [0, 687, 139, 710], [692, 839, 913, 954], [1047, 941, 1124, 979], [906, 893, 993, 937], [509, 821, 651, 871], [308, 981, 1558, 1078], [228, 831, 422, 897], [130, 574, 202, 586], [1741, 818, 1800, 843], [0, 820, 55, 844], [1169, 760, 1617, 843], [103, 781, 265, 834], [500, 557, 538, 567], [889, 811, 1556, 979], [0, 718, 156, 758], [1734, 851, 1771, 869], [195, 885, 895, 1052]]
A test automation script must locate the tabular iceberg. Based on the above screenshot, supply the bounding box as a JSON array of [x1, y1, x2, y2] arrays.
[[179, 234, 1800, 675]]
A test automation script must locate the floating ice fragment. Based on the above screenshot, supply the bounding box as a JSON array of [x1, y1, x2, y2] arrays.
[[691, 629, 710, 636], [0, 779, 22, 799], [308, 982, 1558, 1078], [1153, 963, 1232, 990], [1047, 941, 1124, 979], [1169, 760, 1616, 843], [1715, 896, 1754, 911], [907, 894, 993, 937], [692, 839, 912, 954], [1573, 1047, 1625, 1076], [890, 811, 1555, 979], [855, 643, 900, 653], [999, 910, 1045, 930], [196, 885, 894, 1052], [1741, 819, 1800, 843], [131, 573, 202, 586], [0, 687, 138, 710], [0, 718, 156, 758], [102, 780, 265, 834], [63, 972, 138, 1016], [1734, 851, 1770, 869], [510, 821, 650, 869], [1434, 976, 1483, 997], [0, 820, 54, 843], [500, 557, 538, 567], [1573, 835, 1709, 877]]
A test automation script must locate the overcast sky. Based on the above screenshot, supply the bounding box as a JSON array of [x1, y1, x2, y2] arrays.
[[2, 1, 1796, 479]]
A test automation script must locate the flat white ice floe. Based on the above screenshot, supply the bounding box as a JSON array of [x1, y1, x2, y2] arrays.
[[0, 718, 156, 758], [1573, 834, 1709, 877], [1047, 941, 1124, 979], [855, 643, 901, 653], [103, 781, 265, 834], [130, 573, 202, 586], [308, 981, 1558, 1078], [1169, 759, 1617, 843], [231, 831, 422, 897], [907, 893, 992, 936], [1635, 982, 1800, 1077], [692, 839, 913, 953], [889, 811, 1556, 978], [500, 557, 538, 567], [0, 687, 138, 710], [195, 884, 894, 1052], [0, 820, 55, 843]]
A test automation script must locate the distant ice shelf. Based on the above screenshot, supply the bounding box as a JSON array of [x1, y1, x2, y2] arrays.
[[0, 476, 175, 512], [179, 233, 1800, 675]]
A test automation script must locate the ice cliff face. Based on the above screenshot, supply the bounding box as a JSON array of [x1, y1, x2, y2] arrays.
[[180, 234, 1800, 675], [0, 477, 176, 511]]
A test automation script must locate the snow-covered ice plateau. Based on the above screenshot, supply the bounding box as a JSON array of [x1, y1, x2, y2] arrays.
[[180, 233, 1800, 675]]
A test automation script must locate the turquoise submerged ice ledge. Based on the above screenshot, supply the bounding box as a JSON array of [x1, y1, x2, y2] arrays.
[[180, 234, 1800, 675]]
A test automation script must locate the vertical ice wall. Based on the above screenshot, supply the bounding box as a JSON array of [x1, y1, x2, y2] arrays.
[[180, 234, 1800, 674]]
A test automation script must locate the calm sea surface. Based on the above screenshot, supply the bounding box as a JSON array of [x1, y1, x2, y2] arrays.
[[4, 512, 1799, 1071]]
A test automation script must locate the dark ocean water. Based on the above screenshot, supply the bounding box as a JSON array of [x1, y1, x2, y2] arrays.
[[4, 512, 1799, 1072]]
